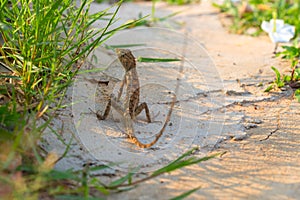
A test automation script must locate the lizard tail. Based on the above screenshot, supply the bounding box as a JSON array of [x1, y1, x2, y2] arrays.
[[130, 93, 176, 148]]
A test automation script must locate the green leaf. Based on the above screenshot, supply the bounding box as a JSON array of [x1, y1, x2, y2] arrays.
[[281, 46, 300, 58], [283, 75, 291, 82], [264, 84, 274, 92], [0, 75, 20, 79], [55, 195, 104, 200], [271, 66, 285, 88], [291, 60, 298, 68], [212, 2, 223, 9], [158, 11, 183, 21], [137, 57, 181, 63], [104, 44, 146, 50], [271, 66, 281, 83], [152, 148, 221, 177], [16, 165, 36, 173], [89, 164, 112, 172], [44, 169, 80, 181], [295, 89, 300, 102], [0, 104, 23, 132], [294, 68, 300, 80], [90, 178, 110, 195], [0, 129, 14, 141], [169, 186, 201, 200], [108, 168, 138, 187]]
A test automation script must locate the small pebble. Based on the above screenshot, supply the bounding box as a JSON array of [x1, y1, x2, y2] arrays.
[[233, 134, 248, 141], [244, 123, 258, 129]]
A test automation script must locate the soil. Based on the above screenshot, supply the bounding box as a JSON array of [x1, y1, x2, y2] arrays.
[[41, 1, 300, 199]]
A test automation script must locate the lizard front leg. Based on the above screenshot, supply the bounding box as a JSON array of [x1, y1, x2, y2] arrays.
[[95, 80, 114, 120], [96, 100, 111, 120], [117, 75, 126, 101]]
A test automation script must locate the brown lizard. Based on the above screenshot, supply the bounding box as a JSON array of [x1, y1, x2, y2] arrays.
[[96, 48, 175, 148]]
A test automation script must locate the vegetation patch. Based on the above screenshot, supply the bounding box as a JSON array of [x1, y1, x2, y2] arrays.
[[214, 0, 300, 101]]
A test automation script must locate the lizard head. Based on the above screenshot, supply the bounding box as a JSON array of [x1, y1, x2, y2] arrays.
[[115, 48, 136, 71]]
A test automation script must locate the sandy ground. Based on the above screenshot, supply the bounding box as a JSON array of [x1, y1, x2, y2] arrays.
[[41, 1, 300, 199]]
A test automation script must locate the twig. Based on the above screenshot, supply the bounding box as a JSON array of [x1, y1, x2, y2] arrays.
[[260, 126, 279, 141]]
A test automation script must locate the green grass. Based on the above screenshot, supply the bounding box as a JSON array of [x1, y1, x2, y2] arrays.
[[0, 0, 221, 199], [164, 0, 200, 5], [94, 0, 200, 5], [214, 0, 300, 101], [213, 0, 300, 36], [0, 0, 126, 197], [265, 45, 300, 101], [118, 0, 184, 28], [0, 0, 123, 117]]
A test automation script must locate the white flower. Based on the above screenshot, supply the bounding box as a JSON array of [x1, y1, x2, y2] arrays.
[[261, 19, 295, 43]]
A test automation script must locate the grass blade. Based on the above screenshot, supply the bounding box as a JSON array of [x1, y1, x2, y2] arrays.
[[137, 57, 181, 63], [264, 84, 274, 92], [104, 43, 146, 50], [108, 168, 138, 187], [169, 186, 201, 200], [295, 89, 300, 102]]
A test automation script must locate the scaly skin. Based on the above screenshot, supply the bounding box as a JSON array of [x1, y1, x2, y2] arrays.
[[96, 48, 175, 148]]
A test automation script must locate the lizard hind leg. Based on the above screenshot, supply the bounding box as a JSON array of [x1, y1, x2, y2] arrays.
[[134, 102, 151, 123]]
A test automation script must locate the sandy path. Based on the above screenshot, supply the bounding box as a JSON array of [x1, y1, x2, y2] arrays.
[[42, 1, 300, 199]]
